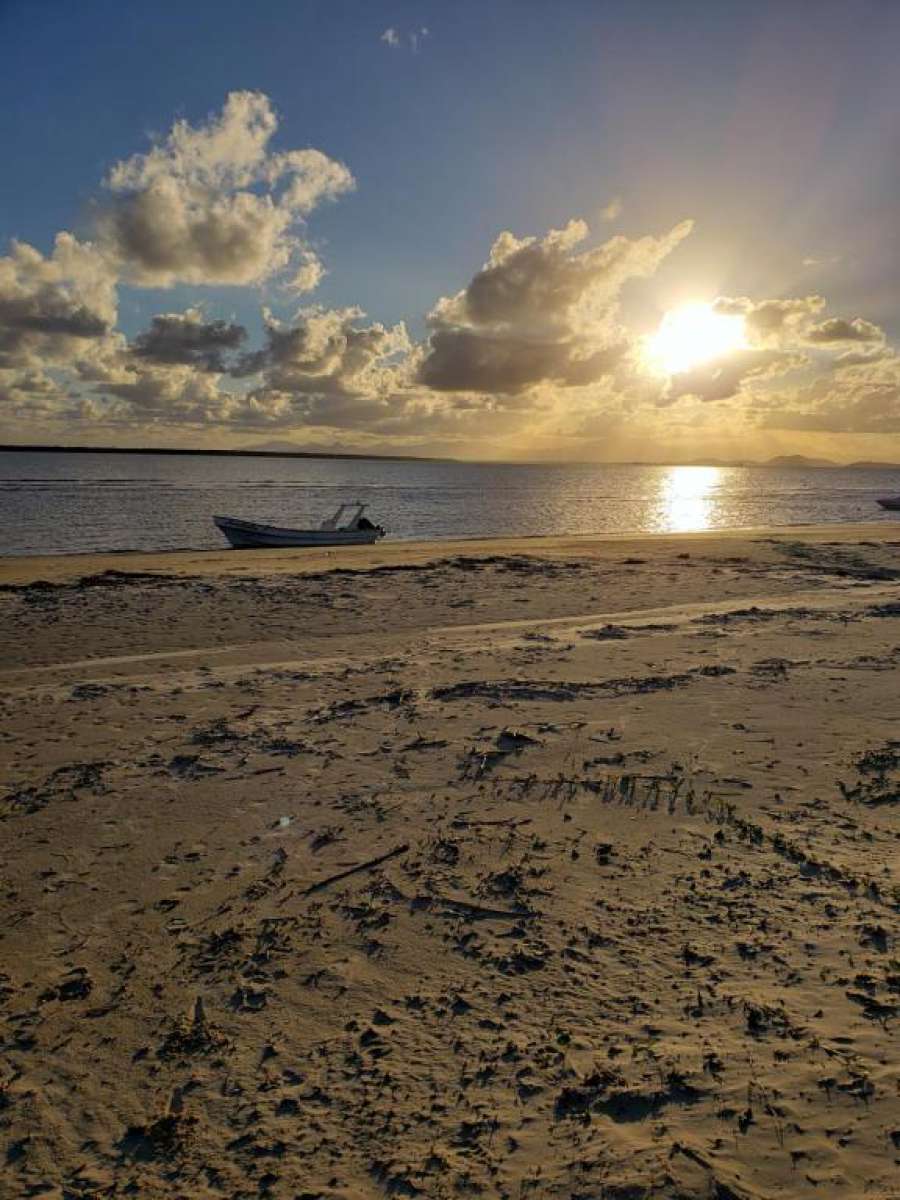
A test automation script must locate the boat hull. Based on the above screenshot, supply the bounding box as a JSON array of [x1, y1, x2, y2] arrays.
[[876, 498, 900, 511], [213, 515, 384, 549]]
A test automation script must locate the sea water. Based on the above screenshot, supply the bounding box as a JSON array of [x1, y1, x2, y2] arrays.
[[0, 451, 897, 556]]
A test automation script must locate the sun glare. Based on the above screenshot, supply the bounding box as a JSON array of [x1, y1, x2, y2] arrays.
[[646, 302, 747, 375], [659, 465, 721, 533]]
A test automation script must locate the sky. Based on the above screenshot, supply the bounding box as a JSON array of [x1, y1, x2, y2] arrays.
[[2, 0, 900, 462]]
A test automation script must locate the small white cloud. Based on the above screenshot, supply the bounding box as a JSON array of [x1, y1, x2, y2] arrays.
[[599, 197, 622, 222], [802, 254, 842, 268], [409, 26, 429, 52], [381, 25, 429, 52], [289, 249, 326, 294]]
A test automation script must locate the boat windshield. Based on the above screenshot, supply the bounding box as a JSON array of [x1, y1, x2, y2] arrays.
[[320, 502, 367, 530]]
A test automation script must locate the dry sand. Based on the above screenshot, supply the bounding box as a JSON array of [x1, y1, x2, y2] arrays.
[[1, 524, 898, 1198]]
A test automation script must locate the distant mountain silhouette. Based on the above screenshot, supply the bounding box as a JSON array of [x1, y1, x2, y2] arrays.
[[2, 443, 897, 469], [764, 454, 836, 467], [671, 455, 835, 468], [667, 455, 900, 469]]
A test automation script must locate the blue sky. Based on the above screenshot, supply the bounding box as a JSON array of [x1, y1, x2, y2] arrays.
[[2, 0, 899, 458]]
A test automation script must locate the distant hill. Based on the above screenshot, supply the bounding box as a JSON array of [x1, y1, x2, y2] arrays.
[[3, 444, 898, 469], [763, 455, 900, 469], [660, 455, 899, 469], [676, 455, 835, 468], [764, 454, 836, 468]]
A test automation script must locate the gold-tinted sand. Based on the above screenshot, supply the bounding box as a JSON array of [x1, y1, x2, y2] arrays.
[[1, 525, 898, 1197], [1, 520, 896, 585]]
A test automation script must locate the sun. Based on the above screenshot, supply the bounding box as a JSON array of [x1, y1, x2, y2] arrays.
[[646, 302, 747, 375]]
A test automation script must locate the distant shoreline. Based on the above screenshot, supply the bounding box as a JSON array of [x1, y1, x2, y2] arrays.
[[1, 444, 898, 469], [0, 444, 452, 464]]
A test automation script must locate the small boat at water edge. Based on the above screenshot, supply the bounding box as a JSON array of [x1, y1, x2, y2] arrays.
[[876, 497, 900, 511], [213, 502, 386, 549]]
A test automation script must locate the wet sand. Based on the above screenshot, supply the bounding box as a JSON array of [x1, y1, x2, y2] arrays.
[[1, 524, 898, 1197]]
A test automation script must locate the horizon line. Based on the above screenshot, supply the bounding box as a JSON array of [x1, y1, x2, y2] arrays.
[[1, 444, 899, 470]]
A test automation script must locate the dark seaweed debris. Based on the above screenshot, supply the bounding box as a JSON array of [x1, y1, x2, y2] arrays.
[[1, 761, 107, 818], [839, 742, 900, 807]]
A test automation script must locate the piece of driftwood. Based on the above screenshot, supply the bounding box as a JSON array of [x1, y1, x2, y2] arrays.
[[300, 843, 410, 897]]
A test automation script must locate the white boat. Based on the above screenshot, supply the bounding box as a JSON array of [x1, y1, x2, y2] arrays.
[[213, 502, 386, 549], [876, 497, 900, 511]]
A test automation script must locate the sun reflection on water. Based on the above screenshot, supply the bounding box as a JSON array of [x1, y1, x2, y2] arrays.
[[658, 466, 722, 532]]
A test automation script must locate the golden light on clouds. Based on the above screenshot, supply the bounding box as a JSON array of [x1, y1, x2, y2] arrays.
[[1, 85, 894, 456], [646, 302, 748, 375]]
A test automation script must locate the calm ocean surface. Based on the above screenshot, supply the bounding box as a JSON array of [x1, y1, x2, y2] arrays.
[[1, 451, 898, 557]]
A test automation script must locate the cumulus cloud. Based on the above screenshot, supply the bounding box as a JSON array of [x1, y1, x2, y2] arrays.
[[759, 355, 900, 434], [0, 232, 123, 433], [834, 346, 893, 367], [418, 330, 630, 395], [88, 333, 240, 425], [0, 92, 374, 437], [232, 306, 412, 428], [712, 295, 887, 355], [0, 90, 361, 440], [664, 349, 806, 405], [3, 107, 897, 456], [0, 366, 66, 422], [0, 233, 117, 371], [97, 91, 353, 289], [419, 218, 692, 394], [713, 295, 826, 348], [804, 316, 885, 345], [102, 364, 237, 425], [131, 308, 247, 372], [658, 293, 892, 416], [289, 249, 326, 293]]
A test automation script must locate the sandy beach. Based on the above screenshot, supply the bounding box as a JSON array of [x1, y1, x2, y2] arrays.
[[1, 524, 898, 1198]]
